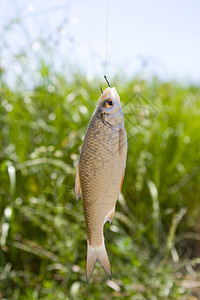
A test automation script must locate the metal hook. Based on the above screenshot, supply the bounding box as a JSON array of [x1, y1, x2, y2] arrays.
[[104, 75, 111, 87]]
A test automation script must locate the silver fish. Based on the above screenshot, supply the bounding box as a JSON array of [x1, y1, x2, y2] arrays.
[[75, 87, 127, 282]]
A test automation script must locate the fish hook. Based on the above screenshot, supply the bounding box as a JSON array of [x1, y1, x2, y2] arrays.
[[104, 75, 111, 87]]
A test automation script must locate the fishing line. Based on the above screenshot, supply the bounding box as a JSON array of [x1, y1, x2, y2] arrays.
[[104, 0, 109, 77]]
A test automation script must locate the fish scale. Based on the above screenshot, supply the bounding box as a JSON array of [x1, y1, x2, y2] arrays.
[[75, 87, 127, 282], [79, 117, 121, 244]]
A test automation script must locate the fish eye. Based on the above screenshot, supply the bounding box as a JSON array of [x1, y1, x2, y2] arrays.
[[105, 99, 114, 109]]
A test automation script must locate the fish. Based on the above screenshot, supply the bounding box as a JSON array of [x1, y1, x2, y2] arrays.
[[75, 86, 127, 283]]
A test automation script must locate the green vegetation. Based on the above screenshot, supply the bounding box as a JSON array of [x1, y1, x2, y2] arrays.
[[1, 69, 200, 299]]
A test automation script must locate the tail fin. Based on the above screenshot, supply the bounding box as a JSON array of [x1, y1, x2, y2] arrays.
[[86, 240, 111, 283]]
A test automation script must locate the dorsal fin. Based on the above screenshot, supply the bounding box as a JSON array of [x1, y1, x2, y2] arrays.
[[75, 166, 82, 202]]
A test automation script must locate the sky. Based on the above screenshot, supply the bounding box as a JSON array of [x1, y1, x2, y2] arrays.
[[1, 0, 200, 84]]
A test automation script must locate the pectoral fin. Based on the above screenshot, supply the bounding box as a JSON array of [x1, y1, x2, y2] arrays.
[[119, 127, 126, 156], [75, 166, 82, 202]]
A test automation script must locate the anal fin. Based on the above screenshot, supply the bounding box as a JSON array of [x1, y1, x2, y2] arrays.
[[104, 206, 115, 224]]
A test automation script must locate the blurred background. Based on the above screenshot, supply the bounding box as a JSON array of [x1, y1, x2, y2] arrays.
[[0, 0, 200, 299]]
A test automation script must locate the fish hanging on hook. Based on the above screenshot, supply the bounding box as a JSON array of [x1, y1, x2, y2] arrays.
[[75, 78, 127, 282]]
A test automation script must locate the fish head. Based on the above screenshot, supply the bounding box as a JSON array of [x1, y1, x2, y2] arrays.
[[97, 87, 124, 127]]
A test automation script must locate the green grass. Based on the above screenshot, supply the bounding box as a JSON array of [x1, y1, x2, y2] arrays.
[[0, 70, 200, 299]]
